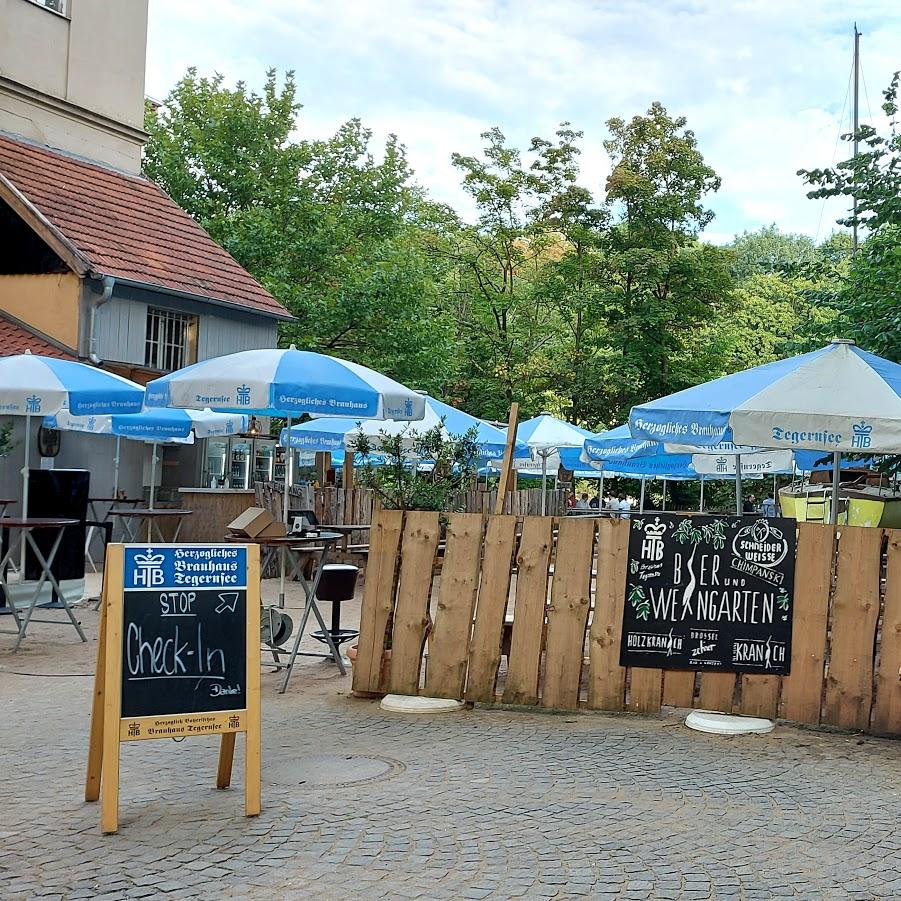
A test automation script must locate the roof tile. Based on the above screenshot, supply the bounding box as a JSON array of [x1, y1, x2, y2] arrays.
[[0, 314, 75, 359], [0, 135, 290, 320]]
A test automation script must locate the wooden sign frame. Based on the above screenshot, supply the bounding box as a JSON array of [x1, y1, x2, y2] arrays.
[[85, 543, 261, 834]]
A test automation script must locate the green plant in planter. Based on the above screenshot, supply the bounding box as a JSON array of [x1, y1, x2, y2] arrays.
[[348, 421, 481, 512]]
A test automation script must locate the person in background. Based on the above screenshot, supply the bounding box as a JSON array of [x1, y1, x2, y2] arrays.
[[762, 494, 777, 518], [576, 493, 590, 510], [618, 495, 631, 519], [589, 494, 600, 509], [743, 494, 757, 514]]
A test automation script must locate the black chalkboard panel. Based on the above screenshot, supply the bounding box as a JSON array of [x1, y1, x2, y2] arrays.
[[120, 546, 248, 718], [620, 515, 796, 675]]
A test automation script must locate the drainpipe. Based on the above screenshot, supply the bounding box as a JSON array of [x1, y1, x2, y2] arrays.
[[87, 275, 115, 364]]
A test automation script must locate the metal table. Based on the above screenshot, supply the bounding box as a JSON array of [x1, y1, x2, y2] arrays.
[[0, 517, 86, 650], [108, 508, 192, 543], [85, 497, 143, 570], [226, 530, 345, 691]]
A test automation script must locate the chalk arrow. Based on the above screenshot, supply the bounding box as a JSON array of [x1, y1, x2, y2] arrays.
[[215, 592, 239, 614]]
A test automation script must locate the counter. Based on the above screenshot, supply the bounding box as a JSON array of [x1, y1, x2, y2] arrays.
[[177, 488, 256, 542]]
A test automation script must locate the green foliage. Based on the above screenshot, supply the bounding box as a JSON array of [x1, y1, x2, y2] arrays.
[[0, 421, 13, 457], [728, 225, 819, 280], [348, 424, 480, 512], [144, 69, 454, 394], [672, 518, 725, 549], [628, 584, 650, 620]]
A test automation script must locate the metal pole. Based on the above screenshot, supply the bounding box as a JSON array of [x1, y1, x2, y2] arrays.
[[735, 454, 743, 514], [113, 435, 121, 497], [639, 476, 646, 513], [540, 451, 548, 517], [699, 474, 705, 513], [852, 23, 860, 254], [20, 414, 31, 573], [661, 477, 667, 512], [830, 451, 841, 524], [149, 442, 158, 511], [598, 465, 604, 510], [283, 415, 292, 525]]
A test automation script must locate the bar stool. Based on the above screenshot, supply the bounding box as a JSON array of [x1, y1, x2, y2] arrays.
[[311, 564, 360, 664]]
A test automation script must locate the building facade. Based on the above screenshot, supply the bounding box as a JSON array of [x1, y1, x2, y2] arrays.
[[0, 0, 291, 502]]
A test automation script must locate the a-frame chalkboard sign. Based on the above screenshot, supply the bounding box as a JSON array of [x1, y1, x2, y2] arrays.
[[85, 543, 261, 834]]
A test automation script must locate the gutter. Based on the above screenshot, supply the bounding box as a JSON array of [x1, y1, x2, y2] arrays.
[[87, 275, 115, 364]]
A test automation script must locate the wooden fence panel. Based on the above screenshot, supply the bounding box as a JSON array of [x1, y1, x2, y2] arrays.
[[423, 514, 484, 700], [872, 530, 901, 735], [387, 511, 441, 695], [780, 523, 834, 724], [351, 510, 404, 696], [696, 673, 736, 713], [823, 526, 883, 730], [662, 671, 695, 708], [502, 517, 553, 706], [541, 518, 596, 710], [628, 668, 663, 713], [587, 519, 629, 711], [465, 516, 518, 702], [739, 676, 780, 719]]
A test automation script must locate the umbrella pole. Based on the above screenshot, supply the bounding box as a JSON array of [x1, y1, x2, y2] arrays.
[[279, 415, 293, 609], [598, 465, 604, 510], [699, 475, 705, 513], [639, 477, 646, 513], [735, 454, 743, 515], [20, 414, 31, 574], [113, 436, 121, 497], [540, 452, 547, 517], [662, 478, 667, 512], [830, 451, 841, 525], [148, 441, 158, 542]]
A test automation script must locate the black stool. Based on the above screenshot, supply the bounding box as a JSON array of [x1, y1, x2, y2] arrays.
[[311, 564, 360, 660]]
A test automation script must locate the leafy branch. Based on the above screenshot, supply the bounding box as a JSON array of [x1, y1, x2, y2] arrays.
[[628, 584, 651, 621]]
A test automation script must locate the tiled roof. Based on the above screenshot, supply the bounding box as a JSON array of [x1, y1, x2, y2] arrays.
[[0, 134, 291, 320], [0, 312, 75, 359]]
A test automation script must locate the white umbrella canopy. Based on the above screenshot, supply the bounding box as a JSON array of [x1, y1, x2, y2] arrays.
[[0, 353, 144, 520]]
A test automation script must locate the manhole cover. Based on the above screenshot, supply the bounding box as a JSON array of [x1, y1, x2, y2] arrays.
[[268, 754, 405, 787]]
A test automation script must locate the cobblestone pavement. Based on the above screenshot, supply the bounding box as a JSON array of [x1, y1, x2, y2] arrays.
[[1, 577, 900, 899]]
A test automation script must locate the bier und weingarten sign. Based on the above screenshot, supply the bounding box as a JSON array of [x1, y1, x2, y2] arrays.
[[620, 515, 796, 675]]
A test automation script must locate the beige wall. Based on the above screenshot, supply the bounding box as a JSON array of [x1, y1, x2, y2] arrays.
[[0, 0, 148, 172], [0, 272, 80, 349]]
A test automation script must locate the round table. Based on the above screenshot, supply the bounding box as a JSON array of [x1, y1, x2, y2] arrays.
[[107, 508, 193, 543]]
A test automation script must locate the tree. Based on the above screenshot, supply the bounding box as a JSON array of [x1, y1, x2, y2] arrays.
[[144, 69, 454, 394], [728, 225, 818, 280]]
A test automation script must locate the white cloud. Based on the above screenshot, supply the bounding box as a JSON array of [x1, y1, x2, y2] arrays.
[[145, 0, 901, 241]]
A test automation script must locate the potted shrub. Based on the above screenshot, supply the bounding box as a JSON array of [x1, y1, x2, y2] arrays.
[[345, 421, 480, 693]]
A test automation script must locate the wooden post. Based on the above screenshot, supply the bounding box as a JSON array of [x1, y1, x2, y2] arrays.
[[494, 403, 519, 516], [343, 451, 354, 490], [315, 451, 331, 486]]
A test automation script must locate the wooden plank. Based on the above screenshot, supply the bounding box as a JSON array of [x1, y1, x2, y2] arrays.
[[781, 523, 834, 724], [465, 516, 518, 702], [628, 667, 663, 714], [542, 518, 596, 710], [587, 519, 629, 711], [423, 514, 484, 699], [351, 509, 404, 696], [873, 529, 901, 735], [494, 403, 519, 515], [696, 673, 736, 713], [502, 517, 553, 706], [823, 526, 882, 730], [739, 676, 780, 718], [387, 511, 441, 695], [662, 671, 695, 708]]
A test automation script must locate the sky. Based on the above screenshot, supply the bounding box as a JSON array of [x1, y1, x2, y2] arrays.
[[145, 0, 901, 245]]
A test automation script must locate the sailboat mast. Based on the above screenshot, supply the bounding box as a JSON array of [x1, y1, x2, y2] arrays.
[[852, 23, 860, 254]]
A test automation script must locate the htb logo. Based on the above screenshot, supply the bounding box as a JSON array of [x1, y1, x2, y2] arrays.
[[235, 384, 251, 406], [131, 548, 165, 587], [851, 421, 873, 448]]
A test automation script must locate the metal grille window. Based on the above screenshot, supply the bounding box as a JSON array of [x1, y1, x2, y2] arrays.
[[144, 308, 197, 372], [31, 0, 66, 14]]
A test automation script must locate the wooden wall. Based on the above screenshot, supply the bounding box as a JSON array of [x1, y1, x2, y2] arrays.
[[351, 512, 901, 738]]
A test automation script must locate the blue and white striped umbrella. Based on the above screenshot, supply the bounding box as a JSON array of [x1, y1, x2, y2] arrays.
[[47, 407, 247, 440], [628, 339, 901, 454], [280, 396, 529, 461], [145, 346, 427, 420], [0, 353, 144, 417]]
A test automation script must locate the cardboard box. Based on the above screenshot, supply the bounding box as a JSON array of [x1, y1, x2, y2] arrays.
[[227, 507, 275, 538], [257, 520, 287, 538]]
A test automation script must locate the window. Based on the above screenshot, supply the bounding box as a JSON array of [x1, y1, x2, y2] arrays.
[[29, 0, 67, 14], [144, 308, 197, 372]]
